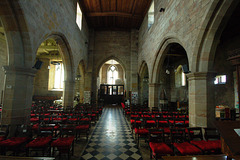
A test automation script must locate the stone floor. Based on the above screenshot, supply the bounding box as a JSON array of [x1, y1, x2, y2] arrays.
[[80, 105, 143, 160]]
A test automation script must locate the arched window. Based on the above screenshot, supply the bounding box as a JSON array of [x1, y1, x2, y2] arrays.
[[175, 65, 186, 87], [148, 1, 154, 29], [107, 65, 118, 84], [48, 61, 64, 90], [54, 63, 64, 89], [76, 2, 82, 30]]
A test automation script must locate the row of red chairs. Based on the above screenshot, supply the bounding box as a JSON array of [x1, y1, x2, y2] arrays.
[[0, 103, 103, 159], [0, 123, 88, 158], [148, 127, 221, 159], [122, 104, 221, 159]]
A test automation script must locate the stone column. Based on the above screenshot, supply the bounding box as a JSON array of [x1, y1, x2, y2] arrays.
[[79, 77, 84, 103], [84, 72, 92, 104], [1, 66, 37, 125], [187, 72, 215, 127], [125, 70, 131, 100], [63, 80, 75, 107], [130, 29, 138, 93], [148, 83, 160, 111]]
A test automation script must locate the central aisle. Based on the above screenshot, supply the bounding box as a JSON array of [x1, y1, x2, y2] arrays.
[[81, 106, 143, 160]]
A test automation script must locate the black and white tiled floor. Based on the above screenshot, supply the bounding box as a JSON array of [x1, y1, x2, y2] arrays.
[[80, 106, 143, 160]]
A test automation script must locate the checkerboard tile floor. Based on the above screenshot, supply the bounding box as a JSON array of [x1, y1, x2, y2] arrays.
[[80, 106, 143, 160]]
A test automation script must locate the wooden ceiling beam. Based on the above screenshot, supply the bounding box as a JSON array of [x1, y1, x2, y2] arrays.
[[131, 0, 137, 15], [87, 11, 142, 19]]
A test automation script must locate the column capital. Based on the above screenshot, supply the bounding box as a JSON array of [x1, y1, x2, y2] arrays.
[[2, 66, 37, 77], [187, 72, 216, 81]]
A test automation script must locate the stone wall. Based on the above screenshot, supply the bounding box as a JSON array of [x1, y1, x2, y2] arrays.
[[138, 0, 215, 79], [19, 0, 89, 73], [93, 30, 131, 69], [89, 30, 138, 102], [17, 0, 89, 107], [213, 36, 240, 109], [33, 58, 62, 98], [0, 30, 7, 104]]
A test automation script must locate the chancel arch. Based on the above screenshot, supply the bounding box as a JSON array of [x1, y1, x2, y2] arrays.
[[98, 59, 125, 105]]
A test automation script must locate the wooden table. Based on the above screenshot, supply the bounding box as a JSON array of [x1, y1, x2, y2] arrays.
[[162, 155, 236, 160]]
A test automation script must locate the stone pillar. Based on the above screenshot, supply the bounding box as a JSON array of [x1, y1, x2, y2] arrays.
[[187, 72, 215, 127], [83, 72, 92, 104], [130, 29, 138, 93], [148, 83, 160, 111], [1, 66, 37, 125], [79, 77, 84, 103], [63, 80, 75, 107]]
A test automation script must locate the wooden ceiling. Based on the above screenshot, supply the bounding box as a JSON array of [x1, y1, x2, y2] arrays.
[[79, 0, 152, 30]]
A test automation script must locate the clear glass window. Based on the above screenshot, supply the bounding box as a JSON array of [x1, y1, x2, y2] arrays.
[[214, 75, 226, 84], [107, 65, 118, 84], [48, 62, 64, 90], [148, 1, 154, 29], [175, 65, 186, 87], [182, 72, 186, 86], [76, 2, 82, 30], [54, 63, 64, 89]]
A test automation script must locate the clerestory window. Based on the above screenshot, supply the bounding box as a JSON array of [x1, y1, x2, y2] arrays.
[[76, 2, 82, 30], [148, 1, 154, 29]]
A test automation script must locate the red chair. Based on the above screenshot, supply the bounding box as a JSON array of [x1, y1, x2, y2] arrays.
[[203, 128, 221, 153], [0, 125, 32, 156], [30, 114, 39, 123], [121, 102, 125, 109], [134, 118, 149, 146], [51, 124, 75, 160], [130, 113, 140, 133], [75, 118, 90, 141], [188, 127, 221, 154], [89, 112, 98, 124], [172, 117, 186, 128], [26, 124, 54, 156], [144, 116, 157, 129], [148, 128, 173, 159], [67, 115, 79, 124], [156, 116, 170, 135], [170, 128, 202, 155], [26, 136, 52, 156]]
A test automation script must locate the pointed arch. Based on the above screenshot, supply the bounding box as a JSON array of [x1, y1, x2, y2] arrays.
[[0, 0, 32, 67], [34, 33, 74, 82], [96, 56, 126, 76], [139, 61, 149, 79], [191, 0, 239, 72], [151, 37, 188, 84]]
